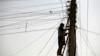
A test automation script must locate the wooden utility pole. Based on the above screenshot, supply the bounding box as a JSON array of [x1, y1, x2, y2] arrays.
[[57, 0, 77, 56], [66, 0, 77, 56]]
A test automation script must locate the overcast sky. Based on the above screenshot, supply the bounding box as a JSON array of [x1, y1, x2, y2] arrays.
[[0, 0, 100, 56]]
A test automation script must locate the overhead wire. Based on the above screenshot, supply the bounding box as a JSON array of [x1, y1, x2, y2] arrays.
[[45, 38, 57, 56], [0, 18, 62, 35], [77, 27, 100, 36], [0, 28, 57, 35], [0, 18, 63, 32], [0, 16, 66, 36], [37, 16, 63, 56], [0, 10, 66, 20], [0, 0, 94, 56], [77, 30, 96, 56], [37, 29, 57, 56], [0, 2, 67, 56], [77, 18, 96, 56], [0, 6, 66, 18], [77, 17, 100, 36], [45, 17, 65, 56], [27, 18, 63, 26], [77, 1, 97, 54], [59, 1, 70, 55], [60, 0, 65, 18], [0, 19, 62, 32], [11, 29, 50, 56], [0, 17, 66, 29], [77, 19, 96, 56], [7, 21, 61, 56], [36, 20, 61, 56], [0, 15, 48, 28], [0, 2, 65, 11], [0, 15, 58, 28], [76, 3, 97, 55]]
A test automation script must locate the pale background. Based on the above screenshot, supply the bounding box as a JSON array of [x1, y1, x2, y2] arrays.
[[0, 0, 100, 56]]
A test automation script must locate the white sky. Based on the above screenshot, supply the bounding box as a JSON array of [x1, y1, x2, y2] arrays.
[[0, 0, 100, 56]]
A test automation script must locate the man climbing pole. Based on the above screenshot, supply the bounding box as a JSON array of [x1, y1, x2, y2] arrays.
[[57, 23, 68, 56]]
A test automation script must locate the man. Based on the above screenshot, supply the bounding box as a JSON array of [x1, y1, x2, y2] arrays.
[[57, 23, 67, 56]]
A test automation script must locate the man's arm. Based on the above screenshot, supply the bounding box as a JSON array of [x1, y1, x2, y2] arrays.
[[65, 33, 68, 36]]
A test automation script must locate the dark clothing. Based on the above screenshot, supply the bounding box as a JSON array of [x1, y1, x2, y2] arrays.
[[57, 27, 67, 55], [58, 36, 65, 47], [58, 27, 66, 41]]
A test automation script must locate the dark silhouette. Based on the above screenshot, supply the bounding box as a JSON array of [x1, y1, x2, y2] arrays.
[[57, 23, 67, 56]]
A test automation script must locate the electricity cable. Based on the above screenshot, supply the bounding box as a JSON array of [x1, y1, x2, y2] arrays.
[[0, 6, 66, 18], [0, 10, 66, 20], [45, 39, 57, 56], [0, 17, 66, 28], [11, 30, 50, 56], [37, 29, 57, 56], [0, 2, 65, 11], [0, 28, 57, 35], [0, 19, 62, 32]]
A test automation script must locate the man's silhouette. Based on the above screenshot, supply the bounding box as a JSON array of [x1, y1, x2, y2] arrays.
[[57, 23, 67, 56]]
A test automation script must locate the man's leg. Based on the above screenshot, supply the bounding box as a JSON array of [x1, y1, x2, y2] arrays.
[[57, 43, 63, 55], [57, 47, 62, 55]]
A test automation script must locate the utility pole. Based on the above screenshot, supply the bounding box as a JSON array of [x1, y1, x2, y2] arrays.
[[66, 0, 77, 56], [56, 0, 77, 56]]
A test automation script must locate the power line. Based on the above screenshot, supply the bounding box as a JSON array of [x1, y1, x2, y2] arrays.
[[77, 30, 96, 56], [0, 15, 54, 27], [37, 29, 57, 56], [0, 15, 48, 28], [0, 2, 65, 11], [0, 20, 62, 35], [45, 38, 57, 56], [0, 28, 57, 35], [0, 6, 66, 18], [0, 17, 66, 28], [77, 16, 100, 36], [77, 27, 100, 36], [10, 21, 59, 56], [0, 19, 62, 33], [11, 30, 50, 56], [77, 12, 96, 56], [0, 19, 61, 32], [77, 17, 96, 56], [37, 17, 62, 56], [60, 0, 65, 18], [0, 10, 66, 20]]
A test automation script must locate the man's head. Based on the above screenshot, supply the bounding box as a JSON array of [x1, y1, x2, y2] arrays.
[[60, 23, 64, 27]]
